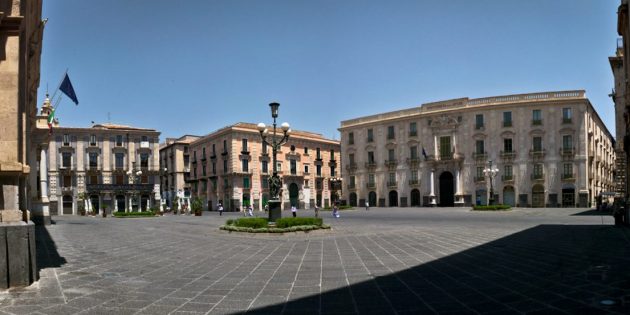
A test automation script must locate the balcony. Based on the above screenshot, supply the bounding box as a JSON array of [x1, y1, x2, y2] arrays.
[[366, 182, 376, 189], [561, 173, 575, 180], [347, 183, 356, 190], [531, 173, 544, 180], [500, 150, 516, 159], [439, 152, 453, 160], [529, 149, 546, 159], [474, 176, 485, 183], [562, 118, 572, 124], [472, 152, 488, 160], [532, 119, 543, 126], [365, 161, 377, 169], [475, 124, 484, 130], [384, 160, 397, 168], [559, 147, 575, 157], [61, 186, 75, 193], [501, 175, 513, 181], [386, 181, 397, 187], [345, 163, 358, 172], [408, 131, 417, 137], [201, 154, 207, 161], [503, 121, 512, 127], [409, 179, 419, 186]]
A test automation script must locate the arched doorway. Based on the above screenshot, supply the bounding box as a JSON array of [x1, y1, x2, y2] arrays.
[[62, 195, 73, 214], [562, 185, 575, 208], [389, 191, 398, 207], [289, 183, 299, 208], [349, 193, 357, 207], [410, 189, 421, 207], [116, 195, 125, 212], [368, 191, 377, 207], [439, 171, 454, 206], [90, 195, 100, 214], [532, 184, 545, 208], [503, 186, 515, 207], [141, 195, 149, 211]]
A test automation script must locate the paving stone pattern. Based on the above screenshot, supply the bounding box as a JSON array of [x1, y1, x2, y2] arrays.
[[1, 207, 629, 314]]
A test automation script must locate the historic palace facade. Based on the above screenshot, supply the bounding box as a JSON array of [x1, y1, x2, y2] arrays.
[[187, 123, 340, 212], [159, 135, 200, 209], [339, 90, 614, 208], [38, 99, 162, 215]]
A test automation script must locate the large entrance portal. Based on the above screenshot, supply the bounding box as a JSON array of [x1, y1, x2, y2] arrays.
[[562, 186, 575, 207], [289, 183, 299, 208], [116, 195, 125, 212], [439, 171, 454, 207], [410, 189, 421, 207], [388, 191, 398, 207], [90, 195, 100, 214], [349, 193, 357, 207], [368, 191, 377, 207], [532, 184, 545, 208]]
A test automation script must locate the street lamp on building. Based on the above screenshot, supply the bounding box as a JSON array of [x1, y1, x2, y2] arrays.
[[126, 161, 143, 211], [483, 160, 499, 205], [258, 102, 291, 222]]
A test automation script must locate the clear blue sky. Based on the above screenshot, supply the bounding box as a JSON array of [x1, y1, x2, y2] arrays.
[[39, 0, 619, 141]]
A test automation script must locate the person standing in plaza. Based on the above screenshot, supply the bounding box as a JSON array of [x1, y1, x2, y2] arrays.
[[333, 203, 340, 218], [218, 202, 223, 216], [291, 205, 297, 217], [365, 201, 369, 211], [314, 204, 319, 218], [248, 205, 253, 217]]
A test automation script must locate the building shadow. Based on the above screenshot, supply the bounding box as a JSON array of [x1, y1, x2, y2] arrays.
[[35, 224, 67, 273], [246, 225, 630, 314], [572, 209, 612, 216]]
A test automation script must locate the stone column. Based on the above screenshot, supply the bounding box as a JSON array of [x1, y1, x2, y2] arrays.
[[434, 135, 438, 158], [37, 145, 51, 224], [429, 169, 436, 206], [454, 168, 464, 206]]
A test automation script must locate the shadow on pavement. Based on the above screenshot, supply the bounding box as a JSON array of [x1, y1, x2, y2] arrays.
[[572, 209, 612, 216], [35, 225, 67, 273], [247, 225, 630, 314]]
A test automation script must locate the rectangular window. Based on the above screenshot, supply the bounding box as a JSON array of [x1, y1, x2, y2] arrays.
[[63, 175, 72, 187], [348, 132, 354, 145], [316, 179, 323, 190], [532, 109, 542, 125], [562, 108, 572, 123], [411, 171, 418, 181], [193, 167, 197, 178], [141, 175, 148, 184], [475, 140, 485, 154], [262, 161, 268, 173], [330, 150, 335, 160], [368, 151, 375, 163], [388, 149, 395, 161], [387, 126, 395, 139], [533, 137, 543, 151], [223, 140, 227, 152], [223, 159, 228, 173], [316, 165, 322, 176], [534, 163, 543, 176], [63, 134, 70, 146], [316, 148, 321, 159], [504, 165, 513, 176], [290, 160, 297, 175], [504, 138, 513, 152], [242, 159, 249, 172], [368, 173, 375, 184], [115, 174, 124, 185], [503, 112, 512, 127], [202, 164, 207, 176], [89, 153, 98, 169], [331, 166, 336, 177], [116, 135, 123, 147], [212, 162, 216, 174], [304, 165, 309, 174], [212, 144, 216, 155], [349, 153, 355, 164], [476, 166, 484, 179], [562, 135, 572, 150], [90, 135, 97, 146], [262, 177, 269, 188], [89, 175, 98, 185], [202, 147, 206, 158], [140, 153, 149, 168], [367, 129, 374, 142], [410, 146, 418, 159], [304, 147, 308, 154], [475, 114, 484, 129], [563, 163, 573, 177], [439, 136, 452, 158], [388, 172, 396, 184], [409, 122, 417, 136], [61, 152, 71, 168], [262, 142, 267, 155], [242, 139, 248, 152], [350, 176, 356, 187], [243, 177, 250, 189]]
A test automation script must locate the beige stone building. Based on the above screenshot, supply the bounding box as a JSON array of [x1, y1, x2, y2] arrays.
[[37, 98, 162, 215], [159, 135, 200, 209], [339, 90, 614, 208], [187, 123, 340, 212]]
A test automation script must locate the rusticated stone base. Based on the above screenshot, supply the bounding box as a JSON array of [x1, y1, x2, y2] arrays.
[[0, 221, 37, 288]]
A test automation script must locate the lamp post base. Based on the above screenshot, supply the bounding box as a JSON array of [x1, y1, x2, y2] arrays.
[[268, 200, 282, 223]]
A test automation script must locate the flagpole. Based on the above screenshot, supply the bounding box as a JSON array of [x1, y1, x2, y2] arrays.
[[50, 68, 68, 101]]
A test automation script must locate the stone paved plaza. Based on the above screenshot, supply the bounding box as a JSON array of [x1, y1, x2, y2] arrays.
[[1, 207, 630, 314]]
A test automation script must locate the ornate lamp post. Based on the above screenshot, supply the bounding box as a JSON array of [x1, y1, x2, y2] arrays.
[[126, 161, 143, 211], [329, 177, 343, 204], [483, 160, 499, 205], [258, 102, 291, 222]]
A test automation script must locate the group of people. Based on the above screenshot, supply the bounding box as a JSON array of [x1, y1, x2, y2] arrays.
[[214, 202, 367, 218]]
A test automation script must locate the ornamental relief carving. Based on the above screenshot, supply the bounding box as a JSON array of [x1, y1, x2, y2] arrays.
[[428, 115, 460, 131]]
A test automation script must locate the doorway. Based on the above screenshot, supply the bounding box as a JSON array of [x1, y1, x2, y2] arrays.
[[349, 193, 357, 207], [503, 186, 515, 207], [532, 184, 545, 208], [410, 189, 421, 207], [289, 183, 299, 208], [368, 191, 377, 207], [439, 171, 454, 206], [389, 191, 398, 207]]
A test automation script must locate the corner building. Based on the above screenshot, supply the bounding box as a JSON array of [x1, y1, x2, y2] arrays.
[[188, 123, 340, 212], [339, 90, 614, 208], [159, 135, 200, 209]]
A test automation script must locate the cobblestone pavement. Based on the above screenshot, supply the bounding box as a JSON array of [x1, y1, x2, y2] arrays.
[[1, 207, 630, 314]]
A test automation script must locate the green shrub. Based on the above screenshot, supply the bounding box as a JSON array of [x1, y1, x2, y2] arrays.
[[226, 219, 234, 225], [233, 217, 268, 228], [275, 217, 323, 228], [113, 211, 156, 217], [220, 224, 331, 233], [472, 205, 511, 211]]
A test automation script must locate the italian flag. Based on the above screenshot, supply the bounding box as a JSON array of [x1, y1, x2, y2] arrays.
[[47, 108, 55, 135]]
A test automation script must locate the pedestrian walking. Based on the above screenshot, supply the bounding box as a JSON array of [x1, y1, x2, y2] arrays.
[[248, 205, 253, 217], [218, 203, 223, 216], [264, 204, 269, 212], [291, 205, 297, 217], [365, 201, 369, 211], [314, 204, 319, 218], [333, 204, 340, 218]]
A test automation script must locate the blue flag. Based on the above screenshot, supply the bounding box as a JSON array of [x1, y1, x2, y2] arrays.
[[59, 73, 79, 105]]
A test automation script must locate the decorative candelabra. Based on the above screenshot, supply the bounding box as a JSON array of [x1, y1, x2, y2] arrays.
[[257, 102, 291, 221], [126, 161, 143, 211], [329, 177, 343, 204], [483, 160, 499, 205]]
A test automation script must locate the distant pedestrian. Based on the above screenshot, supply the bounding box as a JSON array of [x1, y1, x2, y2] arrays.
[[264, 204, 269, 212], [248, 205, 253, 217], [333, 204, 340, 218], [314, 204, 319, 218], [218, 203, 223, 216], [291, 205, 297, 217], [365, 201, 369, 211]]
